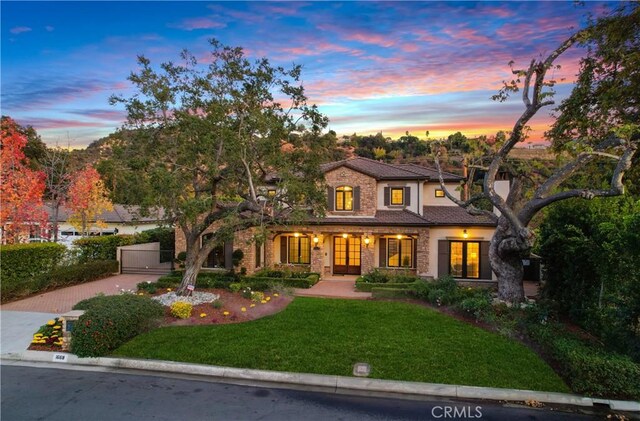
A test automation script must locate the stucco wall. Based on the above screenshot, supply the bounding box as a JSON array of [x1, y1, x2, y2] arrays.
[[427, 226, 496, 280], [376, 180, 422, 214], [423, 182, 461, 206]]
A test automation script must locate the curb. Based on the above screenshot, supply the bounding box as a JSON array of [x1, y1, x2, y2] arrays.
[[2, 351, 639, 412]]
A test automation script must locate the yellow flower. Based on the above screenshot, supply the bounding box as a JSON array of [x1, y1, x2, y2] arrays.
[[223, 311, 230, 316], [167, 288, 172, 292], [46, 320, 55, 326], [274, 293, 279, 297], [266, 296, 271, 301], [250, 304, 256, 308], [260, 300, 267, 304], [53, 325, 61, 329], [34, 333, 43, 338], [200, 313, 207, 318], [138, 292, 144, 295], [241, 307, 246, 312]]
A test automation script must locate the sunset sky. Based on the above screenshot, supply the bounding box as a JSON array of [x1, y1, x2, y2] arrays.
[[2, 1, 614, 148]]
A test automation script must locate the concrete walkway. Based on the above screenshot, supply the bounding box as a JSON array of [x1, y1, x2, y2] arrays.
[[294, 278, 372, 299], [0, 273, 161, 314]]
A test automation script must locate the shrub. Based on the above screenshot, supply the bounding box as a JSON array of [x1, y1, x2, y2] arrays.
[[211, 299, 223, 309], [371, 288, 415, 299], [135, 227, 175, 251], [456, 293, 493, 321], [75, 235, 136, 262], [40, 260, 118, 289], [0, 243, 66, 301], [137, 281, 158, 294], [356, 282, 416, 292], [250, 291, 265, 302], [170, 301, 193, 319], [359, 268, 390, 283], [229, 283, 242, 293], [71, 295, 164, 357], [232, 249, 244, 267]]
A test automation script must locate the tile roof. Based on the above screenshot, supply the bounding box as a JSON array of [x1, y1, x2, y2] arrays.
[[422, 206, 497, 226], [396, 163, 463, 182], [321, 157, 428, 180], [45, 203, 166, 224], [310, 210, 429, 226]]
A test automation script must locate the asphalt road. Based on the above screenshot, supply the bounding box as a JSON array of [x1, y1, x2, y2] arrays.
[[1, 364, 598, 421]]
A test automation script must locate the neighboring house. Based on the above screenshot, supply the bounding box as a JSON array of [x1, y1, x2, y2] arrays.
[[45, 204, 166, 247], [176, 157, 502, 281]]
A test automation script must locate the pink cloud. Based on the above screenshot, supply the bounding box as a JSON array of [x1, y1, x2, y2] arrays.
[[17, 118, 112, 130], [10, 26, 32, 34], [171, 17, 225, 31]]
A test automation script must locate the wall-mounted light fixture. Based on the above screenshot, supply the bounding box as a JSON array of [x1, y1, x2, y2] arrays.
[[313, 235, 319, 245], [364, 235, 370, 247], [463, 229, 468, 239], [396, 234, 403, 240], [294, 232, 300, 238], [342, 233, 348, 239]]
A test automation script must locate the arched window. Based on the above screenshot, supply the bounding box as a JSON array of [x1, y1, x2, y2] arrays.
[[335, 186, 353, 211]]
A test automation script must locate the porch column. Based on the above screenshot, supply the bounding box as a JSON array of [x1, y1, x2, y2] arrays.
[[416, 228, 430, 276], [361, 232, 374, 275], [310, 232, 324, 275]]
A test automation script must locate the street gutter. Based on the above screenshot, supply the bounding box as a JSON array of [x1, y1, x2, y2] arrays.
[[2, 350, 638, 412]]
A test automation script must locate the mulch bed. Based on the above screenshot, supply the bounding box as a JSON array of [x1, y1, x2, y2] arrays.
[[157, 289, 293, 326]]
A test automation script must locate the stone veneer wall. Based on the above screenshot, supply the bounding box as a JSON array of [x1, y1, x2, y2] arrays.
[[324, 167, 377, 216]]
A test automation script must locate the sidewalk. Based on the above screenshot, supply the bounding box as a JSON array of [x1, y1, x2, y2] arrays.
[[0, 273, 161, 313], [294, 278, 372, 299]]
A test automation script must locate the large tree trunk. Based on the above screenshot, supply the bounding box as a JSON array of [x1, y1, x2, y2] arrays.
[[489, 218, 531, 304], [176, 236, 211, 296]]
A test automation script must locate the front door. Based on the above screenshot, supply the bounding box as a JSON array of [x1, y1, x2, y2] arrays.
[[333, 236, 361, 275]]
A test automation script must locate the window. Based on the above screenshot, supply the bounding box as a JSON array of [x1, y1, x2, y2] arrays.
[[435, 189, 445, 197], [387, 238, 414, 268], [390, 188, 404, 205], [449, 241, 480, 278], [335, 186, 353, 211], [288, 236, 310, 264]]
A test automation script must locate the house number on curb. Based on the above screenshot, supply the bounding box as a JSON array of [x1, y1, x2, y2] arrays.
[[52, 353, 68, 363]]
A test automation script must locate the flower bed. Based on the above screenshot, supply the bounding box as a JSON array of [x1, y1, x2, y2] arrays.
[[28, 317, 65, 352]]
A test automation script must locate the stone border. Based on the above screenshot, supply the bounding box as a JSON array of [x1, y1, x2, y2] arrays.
[[1, 350, 638, 412]]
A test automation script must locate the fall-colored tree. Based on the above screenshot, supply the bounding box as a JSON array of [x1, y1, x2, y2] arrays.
[[67, 165, 114, 236], [0, 117, 48, 244]]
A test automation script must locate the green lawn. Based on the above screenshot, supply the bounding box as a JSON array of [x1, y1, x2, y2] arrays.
[[114, 297, 569, 392]]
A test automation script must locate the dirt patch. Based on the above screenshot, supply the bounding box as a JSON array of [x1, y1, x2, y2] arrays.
[[160, 289, 293, 326]]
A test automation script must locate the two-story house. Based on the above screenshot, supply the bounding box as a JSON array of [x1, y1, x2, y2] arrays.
[[175, 157, 498, 281]]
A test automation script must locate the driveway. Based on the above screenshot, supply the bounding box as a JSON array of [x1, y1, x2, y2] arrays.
[[0, 273, 161, 313]]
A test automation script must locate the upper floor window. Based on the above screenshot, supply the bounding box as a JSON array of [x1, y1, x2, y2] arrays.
[[435, 188, 445, 198], [390, 188, 404, 205], [335, 186, 353, 211]]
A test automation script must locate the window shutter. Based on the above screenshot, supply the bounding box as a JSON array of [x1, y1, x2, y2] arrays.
[[404, 187, 411, 206], [480, 241, 492, 280], [353, 186, 361, 211], [384, 187, 390, 206], [379, 238, 387, 267], [327, 187, 334, 211], [438, 240, 449, 278], [280, 236, 288, 264], [224, 240, 234, 270]]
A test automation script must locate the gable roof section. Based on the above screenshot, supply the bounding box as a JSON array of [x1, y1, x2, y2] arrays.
[[422, 206, 497, 226], [396, 163, 463, 182], [321, 157, 427, 180], [45, 204, 166, 224]]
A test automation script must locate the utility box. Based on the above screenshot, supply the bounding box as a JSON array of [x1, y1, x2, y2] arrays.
[[60, 310, 85, 351]]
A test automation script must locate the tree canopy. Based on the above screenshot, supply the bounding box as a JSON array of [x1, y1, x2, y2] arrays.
[[108, 39, 334, 293]]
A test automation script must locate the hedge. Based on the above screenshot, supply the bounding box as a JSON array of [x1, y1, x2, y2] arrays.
[[528, 324, 640, 400], [2, 259, 119, 303], [71, 294, 164, 357], [355, 281, 416, 292], [0, 243, 66, 301], [74, 235, 136, 262], [371, 287, 416, 299], [147, 271, 320, 292]]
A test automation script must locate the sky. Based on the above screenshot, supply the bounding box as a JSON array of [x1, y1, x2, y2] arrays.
[[1, 1, 615, 148]]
